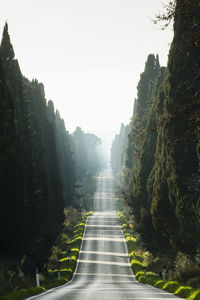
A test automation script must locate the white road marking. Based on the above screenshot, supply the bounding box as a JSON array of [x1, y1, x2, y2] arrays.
[[80, 250, 128, 257], [83, 237, 124, 241], [77, 259, 130, 266], [86, 224, 121, 228], [74, 273, 134, 277]]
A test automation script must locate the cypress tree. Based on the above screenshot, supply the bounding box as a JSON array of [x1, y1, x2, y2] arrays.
[[111, 123, 130, 175], [124, 54, 160, 219], [151, 0, 200, 255]]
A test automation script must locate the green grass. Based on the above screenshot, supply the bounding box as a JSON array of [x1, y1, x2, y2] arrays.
[[0, 287, 45, 300], [42, 277, 68, 290]]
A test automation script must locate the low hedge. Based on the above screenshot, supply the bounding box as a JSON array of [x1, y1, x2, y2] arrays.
[[163, 281, 180, 293], [136, 271, 159, 285], [175, 287, 194, 298], [189, 291, 200, 300], [131, 260, 144, 274], [154, 280, 165, 289]]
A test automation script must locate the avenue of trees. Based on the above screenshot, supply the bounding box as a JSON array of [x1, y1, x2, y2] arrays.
[[111, 0, 200, 257], [0, 23, 104, 269]]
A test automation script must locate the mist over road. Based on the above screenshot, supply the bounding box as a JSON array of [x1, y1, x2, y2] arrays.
[[28, 169, 182, 300]]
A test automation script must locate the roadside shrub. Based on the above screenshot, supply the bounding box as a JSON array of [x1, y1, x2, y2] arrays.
[[154, 280, 165, 288], [127, 239, 137, 252], [175, 286, 193, 298], [136, 272, 159, 285], [138, 275, 147, 284], [163, 281, 180, 293], [131, 260, 144, 274], [189, 290, 200, 300], [129, 252, 143, 263]]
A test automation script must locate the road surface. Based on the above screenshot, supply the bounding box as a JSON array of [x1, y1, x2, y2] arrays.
[[28, 169, 182, 300]]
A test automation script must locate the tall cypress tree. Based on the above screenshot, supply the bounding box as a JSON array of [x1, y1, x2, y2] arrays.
[[152, 0, 200, 255], [124, 54, 160, 216], [0, 23, 29, 256], [111, 123, 130, 175], [0, 24, 65, 266], [47, 101, 76, 207]]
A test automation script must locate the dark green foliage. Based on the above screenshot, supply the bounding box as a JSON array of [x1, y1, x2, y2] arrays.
[[152, 0, 200, 255], [0, 287, 45, 300], [117, 0, 200, 257], [0, 23, 102, 276], [175, 287, 194, 298], [47, 102, 76, 206], [175, 266, 200, 287], [0, 25, 29, 256], [163, 281, 180, 293], [154, 280, 165, 288], [188, 277, 200, 289], [122, 54, 170, 253], [0, 22, 65, 266]]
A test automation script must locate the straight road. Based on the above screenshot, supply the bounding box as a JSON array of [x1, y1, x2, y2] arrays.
[[28, 169, 182, 300]]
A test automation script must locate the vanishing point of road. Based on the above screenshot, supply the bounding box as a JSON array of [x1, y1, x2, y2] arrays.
[[27, 169, 182, 300]]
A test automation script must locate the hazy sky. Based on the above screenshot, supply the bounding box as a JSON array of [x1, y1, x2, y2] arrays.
[[0, 0, 173, 145]]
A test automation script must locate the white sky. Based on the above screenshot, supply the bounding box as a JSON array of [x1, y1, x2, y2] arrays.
[[0, 0, 173, 146]]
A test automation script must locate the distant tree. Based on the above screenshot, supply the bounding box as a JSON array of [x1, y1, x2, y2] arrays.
[[47, 101, 76, 207], [111, 123, 130, 175], [72, 127, 103, 210]]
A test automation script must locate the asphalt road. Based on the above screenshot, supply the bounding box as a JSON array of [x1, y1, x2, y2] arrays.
[[28, 169, 182, 300]]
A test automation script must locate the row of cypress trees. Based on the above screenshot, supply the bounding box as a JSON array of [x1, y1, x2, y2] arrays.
[[0, 23, 103, 268], [111, 0, 200, 257]]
